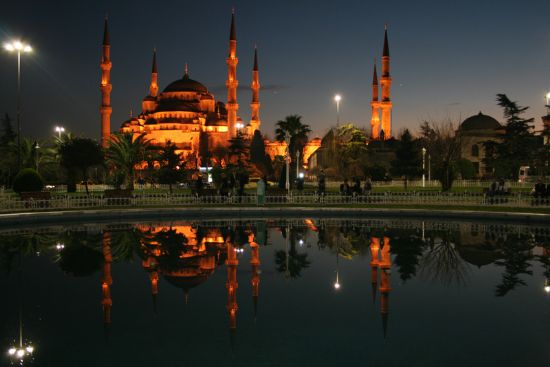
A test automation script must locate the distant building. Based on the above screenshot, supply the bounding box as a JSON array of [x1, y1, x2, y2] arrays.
[[457, 112, 504, 177]]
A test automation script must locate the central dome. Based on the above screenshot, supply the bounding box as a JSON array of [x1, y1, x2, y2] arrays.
[[460, 112, 502, 131], [163, 74, 208, 93]]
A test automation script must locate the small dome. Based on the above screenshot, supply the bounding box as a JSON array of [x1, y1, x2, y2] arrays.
[[460, 112, 502, 131], [163, 74, 208, 93]]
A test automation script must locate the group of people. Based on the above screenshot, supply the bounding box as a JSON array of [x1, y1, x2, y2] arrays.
[[316, 170, 373, 197], [488, 178, 510, 196], [339, 177, 373, 196]]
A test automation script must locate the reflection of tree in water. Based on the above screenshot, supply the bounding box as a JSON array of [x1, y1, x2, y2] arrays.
[[56, 231, 104, 277], [108, 228, 143, 262], [0, 232, 57, 274], [149, 227, 188, 271], [388, 231, 426, 283], [316, 223, 370, 260], [494, 234, 534, 297], [275, 226, 310, 279], [419, 233, 470, 287]]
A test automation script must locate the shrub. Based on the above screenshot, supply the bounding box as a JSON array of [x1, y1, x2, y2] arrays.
[[13, 168, 44, 194]]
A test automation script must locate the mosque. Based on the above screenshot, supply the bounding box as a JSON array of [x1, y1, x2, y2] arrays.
[[99, 13, 393, 169]]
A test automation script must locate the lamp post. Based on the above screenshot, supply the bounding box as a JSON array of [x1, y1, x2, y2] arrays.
[[55, 125, 65, 139], [33, 141, 40, 172], [334, 94, 342, 125], [546, 92, 550, 115], [285, 133, 291, 194], [422, 147, 426, 188], [4, 41, 32, 171], [428, 154, 431, 182]]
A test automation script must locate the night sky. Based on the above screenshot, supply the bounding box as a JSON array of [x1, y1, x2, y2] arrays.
[[0, 0, 549, 141]]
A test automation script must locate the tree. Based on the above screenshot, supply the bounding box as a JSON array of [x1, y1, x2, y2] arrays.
[[227, 130, 249, 167], [157, 141, 185, 193], [275, 115, 311, 171], [0, 114, 16, 147], [337, 125, 370, 179], [198, 131, 211, 167], [483, 94, 536, 179], [59, 137, 104, 194], [250, 130, 272, 177], [390, 129, 421, 189], [106, 133, 151, 190], [419, 120, 462, 191]]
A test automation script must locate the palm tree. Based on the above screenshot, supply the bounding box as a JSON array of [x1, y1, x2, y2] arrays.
[[275, 115, 311, 166], [106, 133, 151, 190]]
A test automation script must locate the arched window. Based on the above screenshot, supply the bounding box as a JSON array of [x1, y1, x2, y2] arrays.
[[471, 144, 479, 157]]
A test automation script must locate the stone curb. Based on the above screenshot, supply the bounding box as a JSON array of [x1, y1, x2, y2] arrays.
[[0, 207, 549, 228]]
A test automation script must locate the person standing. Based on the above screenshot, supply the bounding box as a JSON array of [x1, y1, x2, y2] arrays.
[[257, 177, 266, 206]]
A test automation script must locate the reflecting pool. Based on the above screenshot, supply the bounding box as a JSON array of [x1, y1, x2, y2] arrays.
[[1, 218, 550, 366]]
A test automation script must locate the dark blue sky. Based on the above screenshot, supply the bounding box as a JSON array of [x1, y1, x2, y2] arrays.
[[0, 0, 549, 140]]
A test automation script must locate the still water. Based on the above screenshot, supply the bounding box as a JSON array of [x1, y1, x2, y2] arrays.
[[1, 218, 549, 366]]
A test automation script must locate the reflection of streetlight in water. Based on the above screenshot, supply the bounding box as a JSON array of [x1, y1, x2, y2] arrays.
[[334, 246, 341, 290], [7, 250, 35, 363]]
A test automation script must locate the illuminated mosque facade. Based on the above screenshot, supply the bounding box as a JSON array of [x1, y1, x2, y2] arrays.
[[99, 12, 322, 167], [99, 13, 396, 169]]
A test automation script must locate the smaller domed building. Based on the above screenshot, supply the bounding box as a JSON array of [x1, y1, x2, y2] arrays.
[[458, 112, 504, 177]]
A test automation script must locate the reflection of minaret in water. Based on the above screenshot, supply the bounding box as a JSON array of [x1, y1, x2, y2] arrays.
[[379, 236, 392, 338], [142, 256, 159, 314], [370, 237, 380, 304], [249, 233, 261, 320], [226, 238, 239, 332], [101, 232, 113, 336]]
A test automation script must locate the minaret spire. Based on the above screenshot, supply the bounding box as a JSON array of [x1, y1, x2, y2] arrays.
[[226, 9, 239, 136], [380, 26, 392, 140], [149, 49, 158, 97], [100, 16, 113, 147], [370, 62, 380, 139], [250, 46, 261, 132]]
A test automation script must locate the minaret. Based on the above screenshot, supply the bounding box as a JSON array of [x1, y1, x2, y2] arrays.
[[250, 46, 261, 133], [150, 49, 158, 97], [370, 237, 380, 304], [370, 63, 381, 140], [226, 10, 239, 136], [379, 26, 392, 140], [101, 232, 113, 328], [249, 234, 261, 320], [226, 238, 239, 331], [142, 49, 159, 113], [100, 16, 112, 147]]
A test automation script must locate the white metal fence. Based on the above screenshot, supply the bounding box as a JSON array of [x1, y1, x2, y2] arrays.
[[0, 192, 548, 213]]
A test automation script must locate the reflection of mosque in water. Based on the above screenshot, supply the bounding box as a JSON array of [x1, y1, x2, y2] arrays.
[[2, 218, 548, 341], [100, 223, 263, 334], [91, 219, 550, 338]]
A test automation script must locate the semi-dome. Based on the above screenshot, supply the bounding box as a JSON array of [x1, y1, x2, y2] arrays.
[[163, 74, 208, 94], [460, 112, 502, 131]]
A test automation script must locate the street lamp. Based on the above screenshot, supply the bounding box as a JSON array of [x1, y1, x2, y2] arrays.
[[285, 133, 291, 194], [545, 92, 550, 114], [235, 122, 244, 134], [334, 94, 342, 125], [422, 147, 426, 188], [4, 40, 32, 171], [55, 125, 65, 139]]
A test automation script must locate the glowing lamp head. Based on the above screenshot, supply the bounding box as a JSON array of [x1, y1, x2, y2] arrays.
[[545, 285, 550, 293], [25, 346, 34, 354], [8, 348, 16, 356], [298, 239, 304, 246], [334, 282, 341, 290], [334, 94, 341, 102], [16, 349, 25, 358], [4, 41, 32, 53]]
